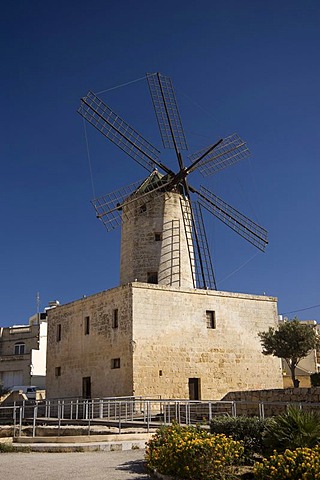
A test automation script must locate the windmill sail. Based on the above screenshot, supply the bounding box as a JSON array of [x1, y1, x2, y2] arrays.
[[78, 91, 162, 173], [192, 201, 217, 290], [189, 133, 251, 177], [197, 186, 268, 252], [180, 199, 217, 290], [147, 72, 188, 153], [91, 180, 143, 231]]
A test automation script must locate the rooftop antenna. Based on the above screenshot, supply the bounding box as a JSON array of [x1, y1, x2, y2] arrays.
[[36, 292, 40, 321]]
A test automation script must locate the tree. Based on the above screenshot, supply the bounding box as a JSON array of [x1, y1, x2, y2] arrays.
[[258, 318, 319, 387]]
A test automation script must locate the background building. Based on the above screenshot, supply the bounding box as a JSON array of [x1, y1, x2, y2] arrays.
[[0, 308, 50, 390]]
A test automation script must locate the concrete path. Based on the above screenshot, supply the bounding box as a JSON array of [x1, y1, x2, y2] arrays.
[[1, 450, 153, 480]]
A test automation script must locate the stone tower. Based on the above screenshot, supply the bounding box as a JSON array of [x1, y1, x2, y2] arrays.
[[120, 171, 194, 288]]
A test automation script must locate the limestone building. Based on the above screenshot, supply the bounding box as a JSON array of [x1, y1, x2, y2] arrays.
[[0, 311, 48, 390], [47, 78, 283, 399], [46, 282, 283, 400]]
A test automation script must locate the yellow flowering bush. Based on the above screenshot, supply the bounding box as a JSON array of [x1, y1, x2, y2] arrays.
[[145, 422, 244, 480], [254, 446, 320, 479]]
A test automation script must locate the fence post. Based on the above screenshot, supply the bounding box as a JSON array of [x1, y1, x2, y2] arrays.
[[147, 401, 150, 433], [13, 406, 17, 438], [232, 401, 237, 417], [118, 401, 121, 434], [259, 402, 265, 420], [88, 402, 91, 436], [32, 403, 38, 437], [58, 400, 61, 436], [209, 402, 212, 423], [19, 407, 23, 437], [143, 400, 146, 423]]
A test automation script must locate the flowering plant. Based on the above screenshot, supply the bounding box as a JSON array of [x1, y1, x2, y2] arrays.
[[145, 422, 244, 480], [254, 446, 320, 479]]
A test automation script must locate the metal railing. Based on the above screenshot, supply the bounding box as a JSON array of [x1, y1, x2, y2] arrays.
[[1, 397, 320, 438]]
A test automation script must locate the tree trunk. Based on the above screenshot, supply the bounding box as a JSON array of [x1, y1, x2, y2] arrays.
[[286, 360, 298, 388], [290, 363, 299, 387]]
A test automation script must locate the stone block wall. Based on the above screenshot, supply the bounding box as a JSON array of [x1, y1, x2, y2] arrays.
[[223, 387, 320, 416], [131, 283, 283, 399], [46, 285, 134, 399]]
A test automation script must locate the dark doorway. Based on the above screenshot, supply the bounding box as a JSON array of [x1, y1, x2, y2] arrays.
[[82, 376, 91, 399], [188, 378, 200, 400]]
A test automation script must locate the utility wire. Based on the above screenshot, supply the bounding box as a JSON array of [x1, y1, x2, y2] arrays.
[[82, 118, 96, 199], [280, 304, 320, 316], [217, 251, 260, 287], [96, 75, 147, 95]]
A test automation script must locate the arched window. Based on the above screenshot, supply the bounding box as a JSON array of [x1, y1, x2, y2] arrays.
[[14, 342, 25, 355]]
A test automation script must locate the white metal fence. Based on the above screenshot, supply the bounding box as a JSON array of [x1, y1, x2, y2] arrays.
[[1, 397, 320, 438]]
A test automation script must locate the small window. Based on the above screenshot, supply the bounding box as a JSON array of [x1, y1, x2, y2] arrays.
[[206, 310, 216, 329], [84, 316, 90, 335], [154, 232, 162, 241], [111, 358, 121, 369], [147, 272, 158, 284], [139, 203, 147, 214], [14, 342, 25, 355], [55, 366, 61, 377], [56, 324, 61, 342], [112, 309, 118, 329]]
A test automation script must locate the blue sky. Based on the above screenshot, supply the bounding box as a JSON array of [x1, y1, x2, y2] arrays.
[[1, 0, 319, 326]]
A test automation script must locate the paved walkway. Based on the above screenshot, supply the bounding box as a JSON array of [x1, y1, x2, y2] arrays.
[[2, 450, 153, 480]]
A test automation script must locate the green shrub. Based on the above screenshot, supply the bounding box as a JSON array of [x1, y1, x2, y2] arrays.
[[210, 416, 268, 460], [311, 372, 320, 387], [0, 383, 9, 397], [263, 406, 320, 452], [254, 446, 320, 479], [0, 443, 15, 453], [145, 422, 244, 480]]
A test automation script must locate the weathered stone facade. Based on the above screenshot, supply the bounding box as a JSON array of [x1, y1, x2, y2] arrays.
[[120, 188, 194, 288], [46, 283, 283, 400]]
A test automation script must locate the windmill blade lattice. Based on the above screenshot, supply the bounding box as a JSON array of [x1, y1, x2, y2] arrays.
[[78, 91, 161, 173], [197, 186, 268, 252], [180, 198, 217, 290], [92, 175, 175, 232], [189, 133, 251, 177], [191, 201, 217, 290], [91, 180, 143, 231], [147, 73, 188, 153]]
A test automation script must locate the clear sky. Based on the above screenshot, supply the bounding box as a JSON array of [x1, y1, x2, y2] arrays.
[[1, 0, 319, 326]]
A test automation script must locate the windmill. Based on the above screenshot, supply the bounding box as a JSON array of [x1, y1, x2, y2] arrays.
[[78, 72, 268, 291]]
